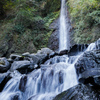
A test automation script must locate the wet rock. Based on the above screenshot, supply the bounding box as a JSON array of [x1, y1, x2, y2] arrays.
[[95, 38, 100, 50], [0, 72, 11, 92], [37, 48, 54, 55], [53, 84, 99, 100], [68, 44, 88, 56], [10, 54, 24, 61], [78, 68, 100, 88], [75, 50, 100, 87], [11, 94, 20, 100], [0, 57, 10, 73], [22, 52, 30, 57], [48, 18, 59, 51], [75, 50, 100, 76], [10, 60, 34, 74], [19, 75, 27, 92], [59, 50, 68, 56], [49, 52, 59, 58]]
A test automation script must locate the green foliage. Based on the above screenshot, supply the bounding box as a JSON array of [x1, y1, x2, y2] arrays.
[[42, 0, 60, 16], [68, 0, 100, 43], [0, 0, 60, 53], [13, 24, 25, 34]]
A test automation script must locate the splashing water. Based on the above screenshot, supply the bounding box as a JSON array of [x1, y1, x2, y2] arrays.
[[0, 42, 96, 100]]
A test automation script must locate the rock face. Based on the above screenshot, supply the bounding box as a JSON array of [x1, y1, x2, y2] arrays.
[[68, 44, 88, 56], [48, 9, 74, 51], [48, 18, 59, 51], [75, 50, 100, 87], [53, 84, 99, 100]]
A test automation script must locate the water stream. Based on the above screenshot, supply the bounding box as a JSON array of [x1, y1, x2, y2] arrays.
[[0, 0, 97, 100], [0, 42, 96, 100], [59, 0, 70, 51]]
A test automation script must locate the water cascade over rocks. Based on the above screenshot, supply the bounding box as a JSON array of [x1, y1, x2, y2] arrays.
[[0, 0, 99, 99], [0, 41, 98, 100], [59, 0, 70, 51]]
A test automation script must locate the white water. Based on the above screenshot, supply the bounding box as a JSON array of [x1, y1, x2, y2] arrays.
[[0, 42, 96, 100], [59, 0, 70, 51], [0, 0, 97, 99]]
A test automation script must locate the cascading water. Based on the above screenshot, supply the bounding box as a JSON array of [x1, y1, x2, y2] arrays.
[[59, 0, 70, 51], [0, 42, 96, 100], [0, 0, 97, 100]]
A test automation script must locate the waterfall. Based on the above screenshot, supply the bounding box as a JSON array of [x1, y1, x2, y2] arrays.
[[0, 43, 96, 100], [59, 0, 70, 51], [0, 0, 97, 100]]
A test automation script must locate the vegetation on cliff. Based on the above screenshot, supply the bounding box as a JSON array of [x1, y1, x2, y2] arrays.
[[0, 0, 60, 57], [68, 0, 100, 44], [0, 0, 99, 57]]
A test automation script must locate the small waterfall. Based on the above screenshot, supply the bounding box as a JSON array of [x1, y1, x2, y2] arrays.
[[59, 0, 70, 51]]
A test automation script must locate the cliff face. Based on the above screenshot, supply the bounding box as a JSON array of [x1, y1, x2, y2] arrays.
[[67, 0, 100, 44]]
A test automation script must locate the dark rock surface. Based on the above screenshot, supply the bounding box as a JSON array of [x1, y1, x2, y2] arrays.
[[59, 50, 68, 56], [19, 75, 27, 92], [0, 72, 11, 92], [48, 18, 59, 51], [95, 38, 100, 50], [68, 44, 88, 56], [75, 50, 100, 87], [0, 57, 10, 73], [11, 94, 20, 100], [10, 60, 34, 74], [53, 84, 99, 100], [75, 50, 100, 75]]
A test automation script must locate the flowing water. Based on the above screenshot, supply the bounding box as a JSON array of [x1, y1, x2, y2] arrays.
[[0, 0, 97, 99], [0, 42, 96, 100], [59, 0, 70, 51]]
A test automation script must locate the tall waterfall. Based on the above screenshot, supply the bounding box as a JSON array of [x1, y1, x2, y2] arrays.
[[59, 0, 70, 51]]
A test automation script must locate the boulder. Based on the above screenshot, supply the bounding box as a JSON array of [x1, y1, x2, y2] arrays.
[[10, 54, 24, 61], [10, 60, 35, 74], [75, 50, 100, 87], [0, 57, 10, 73], [53, 84, 99, 100], [37, 48, 54, 55], [59, 50, 68, 56]]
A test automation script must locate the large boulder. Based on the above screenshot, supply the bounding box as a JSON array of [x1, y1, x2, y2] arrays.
[[53, 84, 99, 100], [23, 48, 54, 65], [10, 60, 35, 74], [0, 57, 10, 73], [75, 50, 100, 87]]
